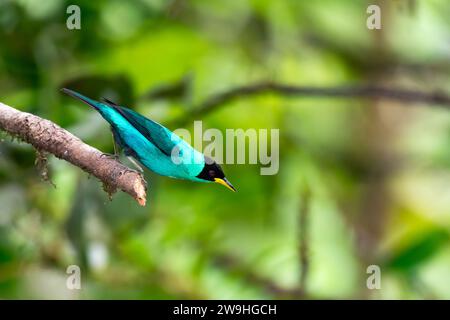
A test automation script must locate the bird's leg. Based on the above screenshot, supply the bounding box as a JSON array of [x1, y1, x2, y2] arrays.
[[111, 132, 120, 160], [127, 156, 144, 173], [101, 130, 121, 160], [106, 127, 144, 174]]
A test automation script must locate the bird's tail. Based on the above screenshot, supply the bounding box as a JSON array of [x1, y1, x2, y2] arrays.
[[61, 88, 102, 111]]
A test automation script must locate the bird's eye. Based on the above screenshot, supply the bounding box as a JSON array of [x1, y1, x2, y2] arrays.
[[209, 170, 216, 177]]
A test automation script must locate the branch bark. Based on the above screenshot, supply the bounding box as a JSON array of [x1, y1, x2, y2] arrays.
[[0, 102, 147, 206]]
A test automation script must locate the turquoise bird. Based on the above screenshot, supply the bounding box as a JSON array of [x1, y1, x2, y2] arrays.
[[61, 88, 236, 192]]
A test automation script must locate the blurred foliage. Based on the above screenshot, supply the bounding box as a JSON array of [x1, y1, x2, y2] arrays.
[[1, 0, 450, 299]]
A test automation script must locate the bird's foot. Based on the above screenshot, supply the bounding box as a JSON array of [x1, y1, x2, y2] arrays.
[[101, 153, 120, 161], [118, 167, 144, 177]]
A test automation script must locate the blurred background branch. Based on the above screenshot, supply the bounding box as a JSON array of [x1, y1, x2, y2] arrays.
[[185, 83, 450, 120]]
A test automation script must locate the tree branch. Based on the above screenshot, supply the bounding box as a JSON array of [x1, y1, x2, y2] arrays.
[[0, 102, 147, 206], [188, 83, 450, 120]]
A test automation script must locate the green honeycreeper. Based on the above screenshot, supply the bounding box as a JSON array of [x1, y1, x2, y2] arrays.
[[61, 88, 236, 192]]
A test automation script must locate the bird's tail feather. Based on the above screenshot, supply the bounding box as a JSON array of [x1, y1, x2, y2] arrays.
[[61, 88, 101, 111]]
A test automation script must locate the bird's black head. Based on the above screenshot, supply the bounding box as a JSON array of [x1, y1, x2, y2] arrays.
[[196, 157, 236, 192]]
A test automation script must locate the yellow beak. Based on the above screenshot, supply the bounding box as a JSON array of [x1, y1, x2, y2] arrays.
[[214, 178, 236, 192]]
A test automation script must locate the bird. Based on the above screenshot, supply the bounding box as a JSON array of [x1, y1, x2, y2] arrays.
[[61, 88, 236, 192]]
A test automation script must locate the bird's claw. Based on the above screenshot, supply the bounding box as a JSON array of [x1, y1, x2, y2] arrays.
[[101, 153, 120, 161], [119, 167, 143, 177]]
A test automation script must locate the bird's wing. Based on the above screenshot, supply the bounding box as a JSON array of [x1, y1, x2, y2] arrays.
[[102, 99, 177, 157], [110, 125, 137, 158]]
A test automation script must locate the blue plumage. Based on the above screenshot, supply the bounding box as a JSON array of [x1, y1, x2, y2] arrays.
[[61, 88, 235, 192]]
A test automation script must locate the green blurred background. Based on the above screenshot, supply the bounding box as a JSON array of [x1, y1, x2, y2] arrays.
[[1, 0, 450, 299]]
